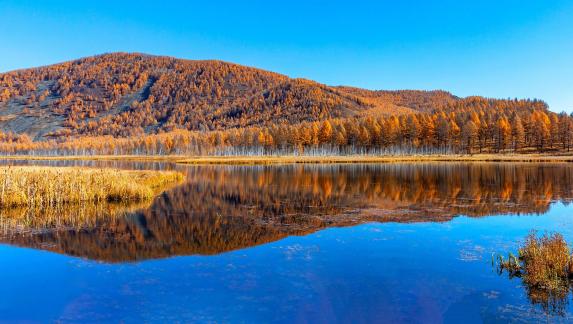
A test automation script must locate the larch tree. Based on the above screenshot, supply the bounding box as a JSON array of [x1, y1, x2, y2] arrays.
[[319, 120, 333, 144], [495, 117, 511, 152], [511, 115, 525, 152], [461, 120, 478, 154]]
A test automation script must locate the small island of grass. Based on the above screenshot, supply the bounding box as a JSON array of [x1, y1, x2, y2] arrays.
[[496, 232, 573, 315], [497, 232, 573, 288]]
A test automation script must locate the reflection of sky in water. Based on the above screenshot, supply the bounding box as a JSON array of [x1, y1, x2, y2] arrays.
[[2, 203, 573, 323]]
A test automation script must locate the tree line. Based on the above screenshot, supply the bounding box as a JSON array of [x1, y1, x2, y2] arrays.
[[1, 107, 572, 156]]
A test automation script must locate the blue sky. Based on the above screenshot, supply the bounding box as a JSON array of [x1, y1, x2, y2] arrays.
[[0, 0, 572, 111]]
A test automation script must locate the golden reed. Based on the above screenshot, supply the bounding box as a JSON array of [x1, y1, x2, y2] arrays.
[[0, 166, 184, 208]]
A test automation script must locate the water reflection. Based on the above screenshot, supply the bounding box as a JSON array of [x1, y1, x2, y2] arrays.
[[496, 259, 573, 318], [527, 284, 571, 317], [1, 163, 572, 263]]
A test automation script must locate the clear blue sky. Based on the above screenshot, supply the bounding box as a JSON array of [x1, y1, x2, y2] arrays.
[[0, 0, 572, 112]]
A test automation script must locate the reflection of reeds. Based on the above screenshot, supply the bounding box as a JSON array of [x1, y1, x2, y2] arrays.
[[526, 283, 570, 317], [0, 201, 150, 232], [0, 167, 184, 208]]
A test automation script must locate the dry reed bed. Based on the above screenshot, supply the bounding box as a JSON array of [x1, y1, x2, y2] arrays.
[[0, 166, 184, 208], [497, 232, 573, 290]]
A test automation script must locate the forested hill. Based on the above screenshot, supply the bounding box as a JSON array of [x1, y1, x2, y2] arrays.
[[0, 53, 547, 141], [0, 53, 563, 156]]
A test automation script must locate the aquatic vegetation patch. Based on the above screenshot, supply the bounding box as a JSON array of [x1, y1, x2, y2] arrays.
[[0, 166, 184, 208], [496, 231, 573, 316], [497, 232, 572, 289]]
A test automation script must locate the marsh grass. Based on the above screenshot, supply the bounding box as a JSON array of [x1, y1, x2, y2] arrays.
[[496, 232, 573, 315], [498, 232, 572, 289], [0, 166, 184, 208]]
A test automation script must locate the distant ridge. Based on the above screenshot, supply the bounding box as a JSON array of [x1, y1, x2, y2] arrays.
[[0, 52, 547, 140]]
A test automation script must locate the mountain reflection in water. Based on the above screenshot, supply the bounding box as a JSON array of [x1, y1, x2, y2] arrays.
[[1, 163, 572, 263]]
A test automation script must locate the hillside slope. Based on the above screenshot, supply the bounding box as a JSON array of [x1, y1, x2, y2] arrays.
[[0, 53, 548, 140], [0, 53, 374, 139]]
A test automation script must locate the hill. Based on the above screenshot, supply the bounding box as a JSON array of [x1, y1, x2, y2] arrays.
[[1, 52, 548, 141], [0, 53, 411, 140], [0, 52, 564, 156]]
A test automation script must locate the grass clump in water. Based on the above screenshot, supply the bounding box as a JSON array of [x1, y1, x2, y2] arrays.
[[497, 232, 572, 289], [0, 166, 184, 208], [496, 231, 573, 316]]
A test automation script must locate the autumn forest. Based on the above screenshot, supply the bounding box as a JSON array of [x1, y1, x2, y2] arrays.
[[0, 53, 570, 156]]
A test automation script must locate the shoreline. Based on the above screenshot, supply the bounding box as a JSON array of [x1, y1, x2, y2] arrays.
[[176, 154, 573, 164], [1, 154, 573, 164]]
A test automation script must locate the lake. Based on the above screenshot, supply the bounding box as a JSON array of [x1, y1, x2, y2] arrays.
[[1, 162, 573, 323]]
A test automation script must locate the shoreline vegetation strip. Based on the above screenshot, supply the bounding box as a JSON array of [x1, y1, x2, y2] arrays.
[[0, 166, 184, 208], [0, 154, 573, 164]]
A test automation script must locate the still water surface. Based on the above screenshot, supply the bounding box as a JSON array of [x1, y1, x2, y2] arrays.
[[1, 162, 573, 323]]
